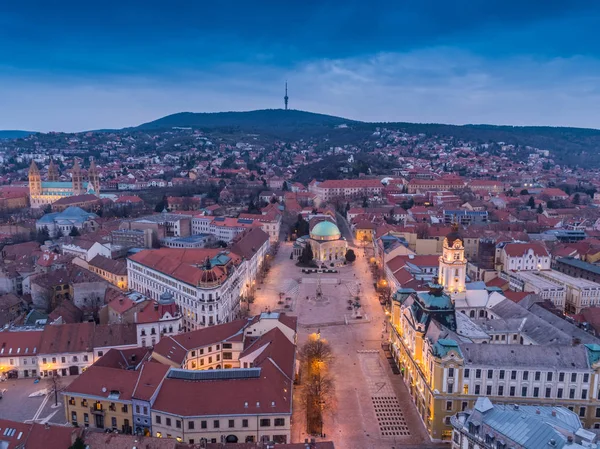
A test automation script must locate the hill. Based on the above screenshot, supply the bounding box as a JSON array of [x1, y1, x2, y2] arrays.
[[134, 109, 356, 138], [133, 109, 600, 166], [0, 130, 35, 139]]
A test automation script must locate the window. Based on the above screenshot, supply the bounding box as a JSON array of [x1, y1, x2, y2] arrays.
[[83, 355, 88, 362], [242, 419, 249, 428], [533, 387, 539, 398], [166, 418, 171, 426], [448, 368, 454, 378], [584, 373, 590, 383], [582, 390, 588, 400], [547, 372, 553, 382], [208, 346, 212, 353], [143, 406, 148, 415], [136, 405, 140, 414], [223, 343, 232, 349], [156, 416, 162, 424], [447, 383, 454, 394], [201, 421, 207, 429], [580, 407, 586, 418], [223, 352, 232, 360], [61, 357, 66, 363], [475, 369, 481, 379], [260, 419, 271, 427], [558, 388, 564, 399], [595, 407, 600, 418], [535, 371, 540, 381], [112, 417, 117, 428], [176, 420, 181, 429], [487, 370, 493, 379], [559, 372, 565, 382], [499, 370, 505, 380], [52, 357, 56, 363], [511, 371, 517, 380], [84, 413, 89, 425], [570, 389, 576, 399], [522, 371, 529, 381], [71, 411, 77, 424], [229, 420, 234, 428], [274, 418, 285, 427], [546, 387, 552, 398], [498, 386, 504, 396], [462, 402, 468, 411], [191, 351, 196, 357], [42, 358, 47, 364], [521, 386, 527, 397], [571, 373, 577, 383], [509, 386, 515, 397], [213, 420, 220, 428], [446, 401, 453, 411], [122, 405, 128, 413], [474, 385, 480, 395], [485, 385, 492, 395], [464, 369, 470, 378]]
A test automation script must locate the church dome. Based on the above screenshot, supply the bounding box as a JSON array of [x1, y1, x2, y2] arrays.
[[310, 221, 341, 241]]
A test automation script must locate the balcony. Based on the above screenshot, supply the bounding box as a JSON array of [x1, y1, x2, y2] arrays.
[[90, 406, 105, 415]]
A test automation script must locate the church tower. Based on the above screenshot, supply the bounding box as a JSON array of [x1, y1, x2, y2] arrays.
[[47, 159, 59, 182], [438, 223, 466, 296], [71, 159, 83, 195], [29, 160, 42, 196], [88, 159, 100, 195]]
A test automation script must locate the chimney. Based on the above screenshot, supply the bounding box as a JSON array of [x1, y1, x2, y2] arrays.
[[513, 404, 519, 410], [551, 410, 557, 417]]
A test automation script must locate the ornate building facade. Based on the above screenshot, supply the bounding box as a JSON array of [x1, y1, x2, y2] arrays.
[[29, 159, 101, 209], [389, 227, 600, 441]]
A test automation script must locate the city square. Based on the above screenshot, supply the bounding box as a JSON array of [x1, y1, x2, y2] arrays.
[[251, 238, 432, 449]]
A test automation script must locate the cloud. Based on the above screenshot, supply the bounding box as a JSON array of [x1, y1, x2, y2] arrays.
[[1, 48, 600, 132]]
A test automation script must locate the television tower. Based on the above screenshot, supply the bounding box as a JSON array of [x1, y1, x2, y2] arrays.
[[284, 81, 289, 110]]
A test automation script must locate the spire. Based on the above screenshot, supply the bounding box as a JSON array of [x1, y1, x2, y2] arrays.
[[29, 160, 40, 175], [284, 81, 289, 111], [47, 159, 59, 181]]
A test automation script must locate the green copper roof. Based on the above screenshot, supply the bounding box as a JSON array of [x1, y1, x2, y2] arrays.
[[432, 339, 462, 358], [585, 344, 600, 365], [310, 220, 341, 238]]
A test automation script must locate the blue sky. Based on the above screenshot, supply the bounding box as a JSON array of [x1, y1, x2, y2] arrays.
[[1, 1, 600, 132]]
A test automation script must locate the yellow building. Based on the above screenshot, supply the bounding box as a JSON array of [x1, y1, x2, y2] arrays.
[[389, 227, 600, 441], [63, 365, 137, 432], [88, 255, 128, 290]]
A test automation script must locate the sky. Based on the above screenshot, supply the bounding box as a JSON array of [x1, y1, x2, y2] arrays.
[[1, 1, 600, 132]]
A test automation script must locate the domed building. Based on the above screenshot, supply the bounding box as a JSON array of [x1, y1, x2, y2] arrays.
[[308, 220, 348, 265]]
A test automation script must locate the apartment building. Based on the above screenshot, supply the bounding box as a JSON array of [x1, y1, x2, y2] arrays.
[[554, 257, 600, 284], [309, 179, 384, 202], [500, 270, 566, 312], [238, 211, 282, 243], [191, 216, 258, 243], [62, 313, 297, 442], [88, 255, 128, 290]]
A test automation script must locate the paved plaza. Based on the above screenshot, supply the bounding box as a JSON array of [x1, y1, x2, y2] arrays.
[[252, 237, 431, 448], [0, 377, 70, 425]]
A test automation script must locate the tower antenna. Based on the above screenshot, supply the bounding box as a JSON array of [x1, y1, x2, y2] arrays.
[[284, 81, 289, 111]]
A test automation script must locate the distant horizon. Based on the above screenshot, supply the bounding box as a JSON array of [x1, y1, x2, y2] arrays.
[[2, 2, 600, 132], [4, 108, 600, 135]]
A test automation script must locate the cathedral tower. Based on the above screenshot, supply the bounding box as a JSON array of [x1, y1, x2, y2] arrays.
[[438, 223, 466, 296], [29, 160, 42, 196], [47, 159, 59, 182], [72, 159, 84, 195], [88, 159, 100, 195]]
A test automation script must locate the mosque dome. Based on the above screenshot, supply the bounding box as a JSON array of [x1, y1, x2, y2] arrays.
[[310, 221, 342, 241]]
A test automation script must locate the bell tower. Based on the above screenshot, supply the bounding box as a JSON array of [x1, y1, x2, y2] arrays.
[[71, 159, 83, 195], [47, 159, 59, 182], [438, 223, 466, 296], [88, 159, 100, 195], [29, 160, 42, 196]]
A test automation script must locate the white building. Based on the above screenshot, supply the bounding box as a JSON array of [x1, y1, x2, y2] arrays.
[[127, 248, 246, 331], [499, 242, 550, 271], [134, 291, 183, 347], [192, 216, 257, 243]]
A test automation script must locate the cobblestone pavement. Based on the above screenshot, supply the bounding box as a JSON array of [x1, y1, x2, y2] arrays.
[[254, 232, 430, 447]]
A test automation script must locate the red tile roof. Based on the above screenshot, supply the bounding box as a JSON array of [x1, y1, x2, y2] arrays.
[[0, 330, 42, 359], [503, 242, 549, 257], [64, 365, 140, 400]]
